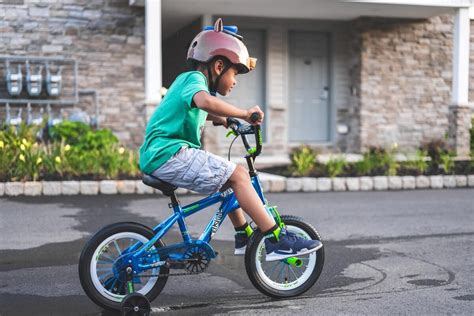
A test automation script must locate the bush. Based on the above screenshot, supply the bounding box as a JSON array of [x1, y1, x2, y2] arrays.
[[49, 121, 118, 151], [422, 139, 448, 173], [403, 149, 429, 176], [439, 151, 455, 174], [325, 156, 347, 178], [355, 146, 399, 176], [289, 145, 317, 177], [2, 123, 139, 181]]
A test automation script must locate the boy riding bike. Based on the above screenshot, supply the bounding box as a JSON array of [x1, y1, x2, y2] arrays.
[[139, 18, 322, 261]]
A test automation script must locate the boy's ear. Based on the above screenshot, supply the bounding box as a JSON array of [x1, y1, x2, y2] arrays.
[[213, 59, 225, 75]]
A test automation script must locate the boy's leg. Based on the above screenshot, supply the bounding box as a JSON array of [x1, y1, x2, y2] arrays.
[[227, 165, 322, 261], [228, 208, 246, 227], [227, 165, 275, 232], [229, 208, 254, 255]]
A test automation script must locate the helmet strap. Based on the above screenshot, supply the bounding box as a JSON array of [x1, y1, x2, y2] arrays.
[[206, 59, 232, 97]]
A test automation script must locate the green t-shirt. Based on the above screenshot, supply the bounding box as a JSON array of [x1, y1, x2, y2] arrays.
[[139, 71, 209, 174]]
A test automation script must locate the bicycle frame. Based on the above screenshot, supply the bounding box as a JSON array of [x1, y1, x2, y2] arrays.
[[127, 172, 269, 273], [125, 122, 271, 274]]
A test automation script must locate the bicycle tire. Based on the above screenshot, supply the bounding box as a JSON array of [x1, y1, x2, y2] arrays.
[[79, 222, 169, 311], [244, 215, 324, 298]]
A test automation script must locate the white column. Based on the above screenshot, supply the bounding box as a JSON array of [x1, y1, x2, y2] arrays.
[[452, 7, 470, 105], [145, 0, 162, 116], [201, 14, 213, 29]]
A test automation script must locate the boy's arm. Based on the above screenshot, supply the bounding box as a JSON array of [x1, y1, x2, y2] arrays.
[[206, 114, 227, 127], [193, 91, 263, 125]]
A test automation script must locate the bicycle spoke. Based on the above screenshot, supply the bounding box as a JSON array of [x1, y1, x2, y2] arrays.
[[107, 278, 118, 291], [96, 267, 113, 272], [278, 263, 286, 283], [268, 262, 280, 279], [289, 265, 299, 281], [100, 252, 117, 262], [113, 240, 122, 255], [98, 271, 113, 281]]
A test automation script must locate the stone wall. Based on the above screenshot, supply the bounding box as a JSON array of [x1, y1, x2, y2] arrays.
[[0, 0, 146, 147], [349, 15, 454, 152]]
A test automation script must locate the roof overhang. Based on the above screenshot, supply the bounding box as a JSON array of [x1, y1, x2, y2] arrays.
[[131, 0, 474, 37]]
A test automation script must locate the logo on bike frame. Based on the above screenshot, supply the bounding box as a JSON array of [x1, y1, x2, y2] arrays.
[[211, 209, 224, 236]]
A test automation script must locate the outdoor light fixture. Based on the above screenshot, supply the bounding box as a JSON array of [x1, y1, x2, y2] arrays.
[[5, 61, 23, 96], [26, 61, 43, 97], [337, 124, 349, 135], [46, 63, 62, 97]]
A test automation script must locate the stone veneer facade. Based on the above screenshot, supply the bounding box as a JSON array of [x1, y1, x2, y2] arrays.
[[0, 0, 146, 146], [346, 15, 472, 154], [0, 2, 472, 155]]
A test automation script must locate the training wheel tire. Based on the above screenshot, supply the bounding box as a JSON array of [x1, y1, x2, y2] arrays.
[[120, 293, 151, 316]]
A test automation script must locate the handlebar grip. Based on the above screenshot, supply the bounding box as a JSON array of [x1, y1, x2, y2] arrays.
[[250, 112, 261, 123], [212, 122, 223, 126]]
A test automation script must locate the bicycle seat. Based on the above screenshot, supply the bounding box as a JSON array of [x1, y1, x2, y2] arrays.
[[142, 174, 177, 196]]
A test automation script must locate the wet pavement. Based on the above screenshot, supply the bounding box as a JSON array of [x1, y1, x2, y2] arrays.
[[0, 189, 473, 315]]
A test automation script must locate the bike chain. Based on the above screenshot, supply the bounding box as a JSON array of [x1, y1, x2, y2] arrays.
[[139, 259, 207, 278]]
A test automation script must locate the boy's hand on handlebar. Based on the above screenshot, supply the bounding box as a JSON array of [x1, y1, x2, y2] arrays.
[[226, 117, 240, 129], [245, 106, 264, 125]]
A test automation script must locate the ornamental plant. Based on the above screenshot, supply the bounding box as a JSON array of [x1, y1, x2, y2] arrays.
[[439, 151, 455, 174], [289, 145, 317, 176], [1, 122, 139, 181], [325, 156, 347, 178], [403, 149, 429, 175]]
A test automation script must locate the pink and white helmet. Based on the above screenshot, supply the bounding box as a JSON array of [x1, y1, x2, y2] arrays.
[[187, 18, 257, 74]]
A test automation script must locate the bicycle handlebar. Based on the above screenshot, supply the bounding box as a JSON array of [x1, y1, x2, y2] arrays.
[[212, 112, 263, 158]]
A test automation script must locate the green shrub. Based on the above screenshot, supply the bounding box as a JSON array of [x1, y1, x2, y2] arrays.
[[358, 146, 399, 176], [439, 151, 455, 174], [48, 121, 91, 145], [404, 149, 429, 175], [422, 139, 448, 171], [0, 124, 45, 181], [49, 121, 118, 151], [325, 156, 347, 178], [353, 152, 374, 176], [2, 123, 139, 181], [290, 145, 317, 176]]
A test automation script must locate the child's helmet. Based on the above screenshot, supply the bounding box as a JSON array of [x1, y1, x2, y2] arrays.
[[187, 18, 257, 74]]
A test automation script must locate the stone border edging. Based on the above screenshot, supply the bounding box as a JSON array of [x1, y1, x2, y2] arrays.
[[0, 175, 473, 196]]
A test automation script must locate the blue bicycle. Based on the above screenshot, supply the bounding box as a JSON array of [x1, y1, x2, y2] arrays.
[[79, 118, 325, 314]]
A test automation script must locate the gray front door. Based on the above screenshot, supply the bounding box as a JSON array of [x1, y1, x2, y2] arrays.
[[288, 31, 330, 142]]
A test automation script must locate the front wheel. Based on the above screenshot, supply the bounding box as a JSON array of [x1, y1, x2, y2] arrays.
[[245, 215, 324, 298], [79, 222, 169, 311]]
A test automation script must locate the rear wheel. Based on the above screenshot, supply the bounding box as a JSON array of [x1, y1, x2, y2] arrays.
[[79, 222, 169, 311], [245, 215, 324, 298]]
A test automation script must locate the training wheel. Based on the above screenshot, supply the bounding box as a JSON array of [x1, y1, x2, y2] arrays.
[[120, 293, 151, 316]]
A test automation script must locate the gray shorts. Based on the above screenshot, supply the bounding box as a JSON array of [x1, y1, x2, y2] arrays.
[[151, 147, 237, 195]]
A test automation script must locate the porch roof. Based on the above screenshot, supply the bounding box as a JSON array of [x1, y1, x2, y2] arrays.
[[159, 0, 473, 37]]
